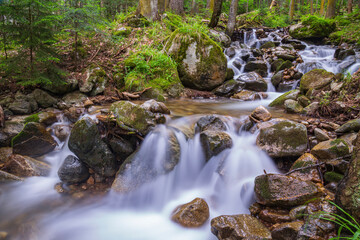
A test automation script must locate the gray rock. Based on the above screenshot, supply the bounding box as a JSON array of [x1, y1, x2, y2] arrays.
[[237, 72, 267, 92], [209, 29, 231, 47], [0, 119, 24, 147], [79, 67, 107, 96], [109, 137, 135, 160], [62, 91, 87, 107], [2, 154, 50, 177], [31, 89, 58, 108], [141, 99, 170, 114], [336, 119, 360, 134], [195, 115, 226, 132], [225, 47, 236, 58], [58, 155, 90, 184], [314, 128, 330, 142], [200, 130, 232, 160], [213, 80, 245, 97], [244, 61, 268, 77], [284, 99, 303, 113]]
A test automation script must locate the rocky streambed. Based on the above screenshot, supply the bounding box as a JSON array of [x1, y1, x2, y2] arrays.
[[0, 27, 360, 240]]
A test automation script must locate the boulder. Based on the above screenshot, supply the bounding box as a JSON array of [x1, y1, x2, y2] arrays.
[[236, 72, 268, 92], [0, 169, 23, 182], [314, 128, 330, 142], [165, 29, 227, 91], [24, 112, 58, 126], [300, 69, 335, 93], [231, 90, 268, 101], [213, 80, 245, 97], [334, 48, 356, 60], [171, 198, 209, 228], [62, 91, 87, 107], [110, 101, 158, 135], [256, 120, 308, 158], [200, 130, 233, 160], [42, 78, 78, 95], [301, 102, 319, 115], [209, 29, 231, 47], [269, 89, 300, 107], [250, 105, 271, 122], [53, 125, 70, 142], [276, 60, 293, 72], [1, 154, 50, 177], [31, 89, 58, 108], [244, 61, 268, 77], [289, 16, 336, 39], [113, 27, 132, 37], [211, 214, 272, 240], [297, 95, 311, 107], [260, 41, 275, 49], [252, 48, 263, 57], [8, 100, 33, 115], [58, 155, 89, 184], [109, 137, 135, 160], [284, 99, 303, 113], [289, 153, 322, 183], [335, 119, 360, 134], [259, 208, 291, 224], [0, 119, 25, 147], [12, 122, 57, 157], [68, 117, 117, 177], [141, 100, 170, 114], [112, 129, 180, 193], [195, 115, 226, 132], [124, 14, 150, 28], [271, 221, 304, 240], [271, 70, 283, 88], [254, 174, 321, 207], [224, 47, 236, 58], [311, 139, 350, 161], [297, 218, 335, 240], [79, 66, 107, 96], [225, 68, 234, 81], [271, 60, 284, 73]]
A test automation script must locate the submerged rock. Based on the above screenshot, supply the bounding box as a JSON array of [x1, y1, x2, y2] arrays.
[[171, 198, 209, 228], [0, 169, 23, 182], [256, 120, 308, 158], [12, 122, 57, 157], [58, 155, 90, 184], [68, 117, 117, 177], [254, 174, 321, 207], [200, 130, 233, 160], [165, 29, 227, 91], [211, 214, 272, 240]]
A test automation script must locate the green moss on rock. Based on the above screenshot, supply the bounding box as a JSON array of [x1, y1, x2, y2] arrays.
[[269, 90, 300, 107], [324, 171, 344, 183], [289, 16, 336, 39]]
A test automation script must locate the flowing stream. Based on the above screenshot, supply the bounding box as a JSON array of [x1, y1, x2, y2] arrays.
[[0, 29, 359, 240]]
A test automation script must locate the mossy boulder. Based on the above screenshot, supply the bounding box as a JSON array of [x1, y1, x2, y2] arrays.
[[236, 72, 267, 92], [254, 174, 322, 207], [289, 16, 336, 39], [324, 171, 344, 183], [68, 117, 117, 177], [300, 69, 335, 93], [112, 129, 180, 193], [284, 99, 303, 113], [1, 154, 50, 177], [260, 41, 275, 49], [42, 78, 78, 95], [0, 119, 25, 147], [335, 119, 360, 134], [162, 12, 183, 31], [213, 79, 244, 97], [244, 61, 268, 77], [195, 115, 227, 133], [211, 214, 272, 240], [171, 198, 210, 228], [289, 153, 322, 183], [310, 139, 350, 161], [277, 60, 293, 72], [110, 101, 158, 135], [24, 112, 57, 126], [164, 28, 227, 91], [124, 14, 150, 28], [31, 89, 58, 108], [79, 66, 107, 96], [113, 27, 132, 37], [200, 130, 233, 160], [12, 122, 57, 157], [256, 120, 308, 158], [124, 49, 184, 98], [208, 29, 231, 48]]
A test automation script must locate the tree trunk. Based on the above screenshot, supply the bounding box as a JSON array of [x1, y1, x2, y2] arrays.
[[310, 0, 314, 13], [208, 0, 223, 28], [319, 0, 325, 14], [150, 0, 160, 20], [348, 0, 353, 13], [226, 0, 238, 37], [325, 0, 336, 18], [315, 0, 319, 12], [289, 0, 295, 20], [169, 0, 184, 15]]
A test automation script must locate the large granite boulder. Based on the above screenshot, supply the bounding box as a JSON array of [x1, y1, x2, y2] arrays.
[[256, 120, 308, 158], [68, 117, 117, 177], [211, 214, 272, 240], [110, 101, 158, 135], [12, 122, 57, 157], [79, 66, 107, 96], [164, 28, 227, 91], [300, 69, 335, 93], [254, 174, 322, 207], [171, 198, 209, 228]]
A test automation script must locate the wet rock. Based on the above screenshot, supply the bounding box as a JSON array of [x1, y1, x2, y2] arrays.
[[271, 71, 283, 88], [225, 47, 236, 58], [232, 59, 242, 70], [141, 100, 170, 114], [252, 48, 263, 57], [209, 29, 231, 48], [0, 119, 24, 147], [277, 82, 294, 92], [314, 128, 330, 142], [300, 69, 335, 93], [289, 153, 322, 183], [112, 129, 180, 193], [31, 89, 57, 108], [250, 105, 271, 122], [311, 139, 350, 161], [254, 174, 321, 207], [53, 125, 70, 142], [259, 208, 291, 224], [213, 80, 245, 97], [38, 112, 58, 126], [195, 115, 226, 132], [58, 155, 89, 184], [244, 61, 268, 77], [110, 101, 157, 135], [79, 66, 107, 96], [335, 119, 360, 134], [289, 205, 307, 220], [284, 99, 303, 113], [1, 154, 50, 177], [277, 60, 293, 72], [260, 41, 275, 49], [231, 90, 268, 101], [68, 117, 117, 177], [171, 198, 209, 228], [0, 147, 12, 163], [0, 169, 23, 182], [271, 221, 304, 240], [269, 89, 300, 107], [297, 95, 311, 107], [200, 130, 232, 160], [275, 53, 297, 62], [297, 218, 335, 240], [236, 72, 267, 92], [165, 30, 227, 91], [109, 137, 135, 160], [62, 91, 87, 107], [211, 214, 272, 240], [256, 120, 308, 158], [271, 60, 284, 73], [334, 48, 355, 60], [12, 122, 56, 157]]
